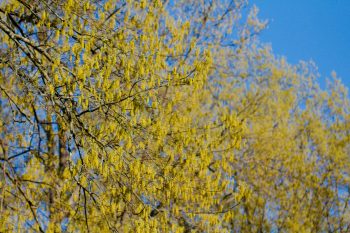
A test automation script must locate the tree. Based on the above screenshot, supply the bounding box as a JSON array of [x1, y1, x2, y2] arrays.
[[214, 46, 350, 232], [0, 0, 349, 232]]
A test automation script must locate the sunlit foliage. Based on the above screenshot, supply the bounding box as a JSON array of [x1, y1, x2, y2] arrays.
[[0, 0, 349, 232]]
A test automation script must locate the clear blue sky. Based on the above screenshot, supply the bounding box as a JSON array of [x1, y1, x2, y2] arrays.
[[250, 0, 350, 90]]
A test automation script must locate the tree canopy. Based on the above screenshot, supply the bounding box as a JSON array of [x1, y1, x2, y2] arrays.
[[0, 0, 349, 232]]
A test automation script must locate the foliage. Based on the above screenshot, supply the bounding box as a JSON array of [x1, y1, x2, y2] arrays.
[[0, 0, 349, 232]]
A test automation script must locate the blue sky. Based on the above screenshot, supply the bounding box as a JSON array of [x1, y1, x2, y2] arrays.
[[250, 0, 350, 90]]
